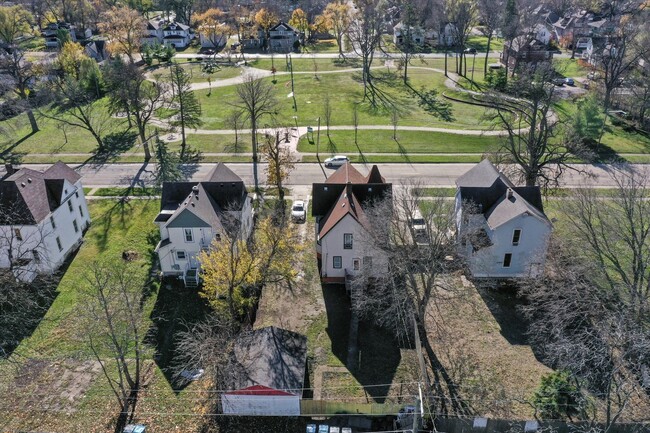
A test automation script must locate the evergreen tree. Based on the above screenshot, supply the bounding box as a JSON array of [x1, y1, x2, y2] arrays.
[[168, 64, 203, 159], [153, 134, 182, 186]]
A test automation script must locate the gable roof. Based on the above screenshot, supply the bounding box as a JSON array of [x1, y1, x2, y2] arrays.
[[325, 162, 367, 184], [457, 159, 548, 225], [485, 189, 550, 229], [318, 185, 369, 238], [313, 163, 392, 216], [270, 22, 296, 32], [226, 327, 307, 395], [0, 162, 80, 225]]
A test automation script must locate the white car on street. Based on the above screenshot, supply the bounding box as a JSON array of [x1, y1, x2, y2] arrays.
[[324, 155, 350, 168]]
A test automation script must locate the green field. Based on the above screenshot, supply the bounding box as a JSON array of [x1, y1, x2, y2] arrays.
[[198, 68, 493, 131], [298, 129, 501, 154]]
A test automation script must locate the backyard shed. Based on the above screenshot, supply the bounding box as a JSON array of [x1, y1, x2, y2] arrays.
[[222, 326, 308, 416]]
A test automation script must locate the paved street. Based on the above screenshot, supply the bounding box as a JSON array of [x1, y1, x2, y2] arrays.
[[5, 162, 644, 189]]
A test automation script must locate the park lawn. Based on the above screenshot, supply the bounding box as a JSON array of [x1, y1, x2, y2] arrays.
[[14, 199, 160, 359], [248, 57, 381, 72], [297, 129, 501, 154], [303, 39, 340, 53], [301, 154, 482, 163], [467, 35, 505, 53], [168, 133, 253, 153], [553, 58, 591, 78], [198, 70, 494, 131]]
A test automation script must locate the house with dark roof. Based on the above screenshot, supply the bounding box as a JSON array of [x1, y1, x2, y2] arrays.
[[143, 19, 191, 49], [500, 36, 554, 70], [455, 160, 552, 279], [153, 163, 252, 287], [222, 326, 307, 416], [0, 162, 90, 282], [267, 22, 300, 53], [311, 163, 392, 283]]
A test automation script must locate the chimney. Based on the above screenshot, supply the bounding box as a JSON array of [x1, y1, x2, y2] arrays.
[[506, 188, 514, 199], [4, 163, 16, 176]]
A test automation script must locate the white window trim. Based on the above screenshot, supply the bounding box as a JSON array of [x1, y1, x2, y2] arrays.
[[176, 250, 187, 260], [184, 228, 194, 242], [512, 228, 522, 246]]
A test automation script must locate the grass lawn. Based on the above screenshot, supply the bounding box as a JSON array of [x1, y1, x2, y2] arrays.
[[0, 199, 218, 432], [198, 69, 494, 131], [248, 57, 380, 72], [297, 130, 501, 154], [168, 133, 253, 153], [467, 35, 505, 53], [553, 58, 591, 78], [301, 154, 483, 163], [302, 39, 340, 54]]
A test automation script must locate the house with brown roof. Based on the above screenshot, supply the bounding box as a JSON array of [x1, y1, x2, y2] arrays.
[[311, 163, 392, 283], [153, 163, 253, 287], [0, 162, 91, 282], [455, 160, 552, 279]]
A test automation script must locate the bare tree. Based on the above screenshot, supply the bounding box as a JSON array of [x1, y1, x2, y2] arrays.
[[168, 64, 203, 160], [351, 183, 472, 415], [323, 94, 332, 141], [477, 0, 503, 75], [486, 65, 592, 187], [446, 0, 477, 76], [225, 109, 246, 153], [347, 0, 386, 107], [104, 58, 167, 161], [78, 260, 148, 433], [230, 73, 278, 193], [521, 169, 650, 428]]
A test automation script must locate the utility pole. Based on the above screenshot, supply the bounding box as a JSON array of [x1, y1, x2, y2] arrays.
[[317, 117, 326, 177], [471, 52, 477, 89], [289, 54, 297, 112]]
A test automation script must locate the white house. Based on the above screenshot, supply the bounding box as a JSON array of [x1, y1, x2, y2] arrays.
[[0, 162, 91, 282], [393, 22, 431, 46], [222, 326, 307, 416], [455, 160, 552, 279], [199, 25, 227, 48], [311, 163, 391, 284], [143, 19, 191, 49], [533, 23, 553, 45], [153, 163, 253, 287]]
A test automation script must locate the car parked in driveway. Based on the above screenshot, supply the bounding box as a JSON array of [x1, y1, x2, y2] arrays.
[[324, 155, 350, 168], [564, 78, 575, 86], [291, 200, 307, 223]]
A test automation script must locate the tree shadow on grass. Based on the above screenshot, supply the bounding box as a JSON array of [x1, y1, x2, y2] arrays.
[[77, 131, 138, 169], [321, 283, 401, 403], [145, 280, 212, 393], [0, 246, 81, 359]]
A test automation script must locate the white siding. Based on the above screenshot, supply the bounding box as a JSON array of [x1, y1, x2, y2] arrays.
[[320, 214, 383, 279], [468, 214, 551, 278], [222, 394, 300, 416]]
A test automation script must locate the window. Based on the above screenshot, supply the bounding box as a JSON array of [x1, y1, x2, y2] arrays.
[[14, 228, 22, 241], [176, 250, 187, 260], [512, 229, 522, 246], [344, 233, 353, 249], [50, 216, 56, 229], [215, 233, 221, 242], [56, 237, 63, 252], [79, 205, 84, 217], [353, 258, 360, 271], [503, 253, 512, 268], [67, 200, 73, 212], [75, 191, 79, 198], [32, 250, 40, 263], [333, 256, 342, 269], [184, 229, 193, 242], [73, 219, 79, 233]]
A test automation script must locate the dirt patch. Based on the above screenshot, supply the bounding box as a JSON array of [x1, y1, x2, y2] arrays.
[[424, 276, 551, 419], [5, 359, 102, 413]]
